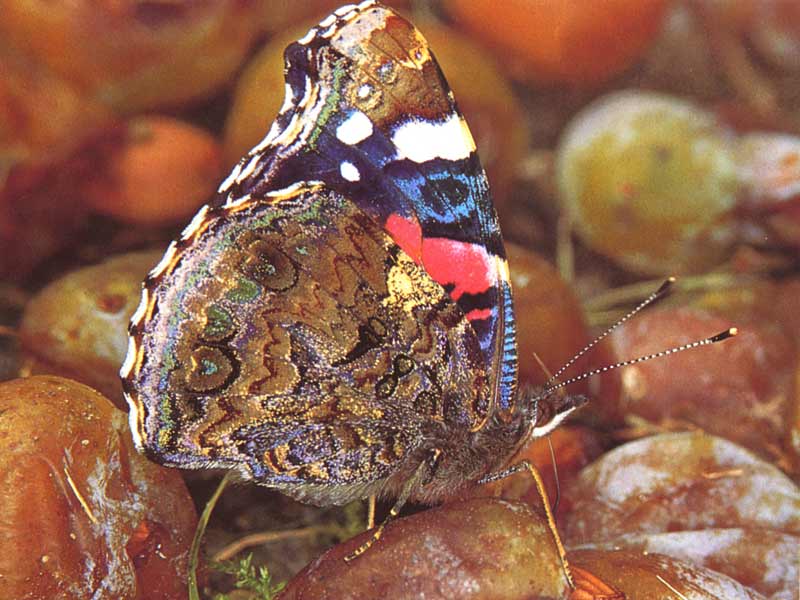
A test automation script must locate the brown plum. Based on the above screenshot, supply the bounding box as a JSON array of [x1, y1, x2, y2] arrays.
[[278, 498, 569, 600], [569, 549, 765, 599], [561, 432, 800, 545], [0, 376, 197, 599], [0, 0, 263, 113], [577, 528, 798, 600], [443, 0, 669, 86], [83, 116, 222, 226], [20, 250, 164, 406], [607, 306, 794, 461]]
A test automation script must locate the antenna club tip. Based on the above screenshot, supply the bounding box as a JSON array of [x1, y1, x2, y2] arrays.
[[710, 327, 738, 343], [667, 276, 677, 283], [657, 277, 677, 295]]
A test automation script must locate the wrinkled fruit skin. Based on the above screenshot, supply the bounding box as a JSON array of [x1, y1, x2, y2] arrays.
[[560, 431, 800, 598], [578, 528, 798, 600], [569, 549, 766, 599], [279, 498, 569, 600], [0, 376, 197, 600], [561, 432, 800, 545]]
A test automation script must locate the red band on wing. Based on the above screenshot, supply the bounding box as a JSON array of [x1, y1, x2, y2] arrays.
[[385, 213, 497, 304], [385, 213, 423, 262], [465, 308, 493, 321], [423, 238, 494, 300]]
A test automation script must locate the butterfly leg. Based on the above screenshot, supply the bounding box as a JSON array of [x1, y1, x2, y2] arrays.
[[366, 494, 376, 530], [479, 460, 573, 588], [345, 450, 439, 562]]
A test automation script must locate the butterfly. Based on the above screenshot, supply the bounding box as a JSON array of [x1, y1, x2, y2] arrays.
[[121, 0, 583, 570]]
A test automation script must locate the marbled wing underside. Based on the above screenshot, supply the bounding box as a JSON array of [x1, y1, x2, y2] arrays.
[[125, 184, 489, 505], [219, 2, 518, 412]]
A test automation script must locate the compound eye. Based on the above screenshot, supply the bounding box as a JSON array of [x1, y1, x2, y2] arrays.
[[535, 398, 554, 429]]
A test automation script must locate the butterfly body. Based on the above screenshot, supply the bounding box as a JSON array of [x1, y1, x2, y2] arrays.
[[121, 1, 579, 511]]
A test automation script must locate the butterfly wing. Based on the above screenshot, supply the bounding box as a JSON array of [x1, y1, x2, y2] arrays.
[[219, 2, 518, 412], [122, 183, 490, 505]]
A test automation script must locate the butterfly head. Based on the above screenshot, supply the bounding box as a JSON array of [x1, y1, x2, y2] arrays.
[[522, 387, 588, 439], [511, 279, 737, 443]]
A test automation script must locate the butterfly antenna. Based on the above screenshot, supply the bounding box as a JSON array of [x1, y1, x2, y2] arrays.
[[538, 327, 738, 399], [544, 277, 676, 389]]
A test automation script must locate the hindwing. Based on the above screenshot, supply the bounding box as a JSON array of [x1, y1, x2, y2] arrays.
[[123, 183, 489, 504]]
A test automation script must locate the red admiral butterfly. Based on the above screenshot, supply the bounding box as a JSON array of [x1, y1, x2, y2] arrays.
[[120, 0, 735, 586]]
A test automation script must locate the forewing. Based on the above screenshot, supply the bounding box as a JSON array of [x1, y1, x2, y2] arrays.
[[218, 2, 518, 411], [122, 183, 489, 504]]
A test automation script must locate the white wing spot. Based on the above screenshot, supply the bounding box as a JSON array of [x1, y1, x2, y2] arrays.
[[224, 193, 253, 210], [336, 111, 373, 145], [392, 113, 476, 163], [126, 391, 145, 450], [252, 122, 281, 154], [357, 83, 372, 99], [340, 161, 360, 182], [265, 181, 324, 200], [497, 258, 510, 282], [297, 76, 314, 109]]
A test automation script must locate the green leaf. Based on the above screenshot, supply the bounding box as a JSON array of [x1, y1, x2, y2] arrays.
[[212, 553, 285, 600]]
